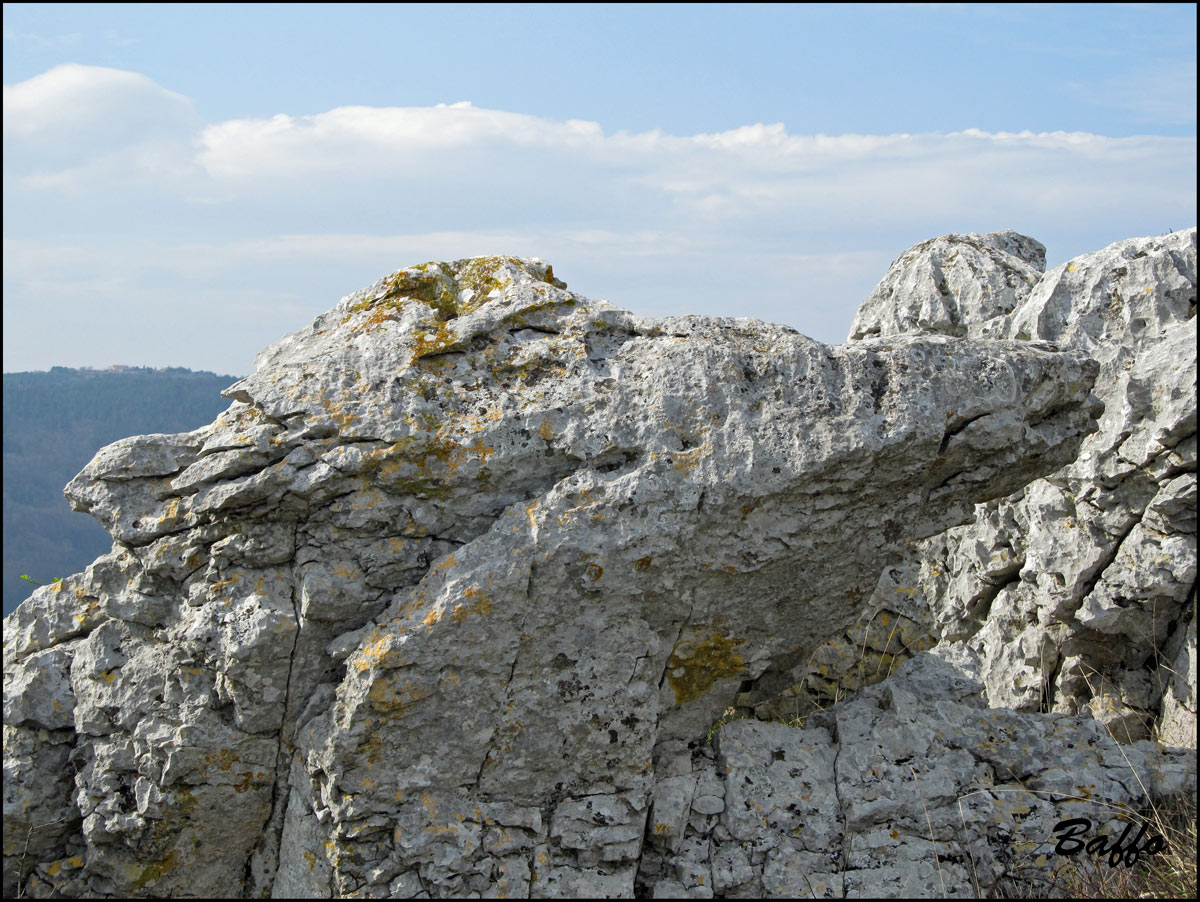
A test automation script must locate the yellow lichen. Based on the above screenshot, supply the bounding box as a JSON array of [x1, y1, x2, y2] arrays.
[[671, 442, 712, 476], [131, 849, 179, 889], [410, 322, 460, 363], [205, 748, 240, 772], [450, 585, 492, 622], [366, 674, 429, 714], [667, 633, 747, 705]]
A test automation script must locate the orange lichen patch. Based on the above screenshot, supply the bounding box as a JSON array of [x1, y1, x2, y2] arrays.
[[205, 748, 240, 772], [451, 408, 501, 444], [537, 419, 555, 441], [233, 771, 256, 794], [322, 839, 344, 870], [302, 851, 317, 872], [319, 396, 359, 432], [410, 322, 460, 363], [366, 674, 429, 714], [46, 854, 85, 878], [209, 574, 242, 591], [464, 438, 496, 465], [72, 599, 101, 626], [364, 434, 493, 494], [353, 630, 398, 672], [157, 498, 181, 525], [361, 301, 408, 330], [387, 587, 433, 626], [341, 266, 459, 330], [671, 442, 712, 476], [450, 585, 493, 622], [421, 791, 440, 820], [584, 563, 604, 582], [634, 555, 654, 573], [667, 633, 747, 705]]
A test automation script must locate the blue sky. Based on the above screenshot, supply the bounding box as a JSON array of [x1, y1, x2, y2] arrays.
[[4, 2, 1196, 375]]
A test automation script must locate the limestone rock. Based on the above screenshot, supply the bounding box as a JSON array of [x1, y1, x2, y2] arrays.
[[712, 655, 1192, 897], [848, 230, 1046, 341], [3, 231, 1187, 899], [844, 228, 1197, 749]]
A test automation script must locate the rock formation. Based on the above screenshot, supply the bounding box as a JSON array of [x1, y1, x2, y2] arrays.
[[4, 230, 1195, 898], [750, 230, 1197, 741]]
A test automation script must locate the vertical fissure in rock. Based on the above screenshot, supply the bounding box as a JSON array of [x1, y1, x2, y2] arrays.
[[243, 522, 303, 898], [1039, 645, 1064, 714]]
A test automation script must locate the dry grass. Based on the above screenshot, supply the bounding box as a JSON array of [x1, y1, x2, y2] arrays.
[[701, 607, 1196, 899], [1039, 790, 1197, 900]]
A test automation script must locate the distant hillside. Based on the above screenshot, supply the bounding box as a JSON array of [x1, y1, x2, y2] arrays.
[[3, 367, 242, 615]]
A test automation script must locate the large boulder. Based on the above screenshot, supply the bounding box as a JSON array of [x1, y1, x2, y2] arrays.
[[2, 232, 1190, 898], [848, 230, 1046, 341]]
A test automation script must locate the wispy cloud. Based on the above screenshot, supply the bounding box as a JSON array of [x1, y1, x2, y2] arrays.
[[2, 27, 83, 53], [102, 29, 138, 48], [1068, 60, 1198, 127], [3, 65, 1195, 373]]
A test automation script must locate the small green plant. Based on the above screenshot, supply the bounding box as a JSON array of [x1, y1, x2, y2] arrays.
[[705, 706, 748, 745], [19, 574, 62, 586]]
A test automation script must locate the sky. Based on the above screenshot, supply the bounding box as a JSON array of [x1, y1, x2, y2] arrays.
[[3, 2, 1196, 376]]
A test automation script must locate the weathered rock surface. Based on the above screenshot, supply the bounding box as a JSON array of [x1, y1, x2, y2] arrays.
[[848, 230, 1047, 342], [838, 229, 1197, 746], [638, 654, 1193, 899], [2, 231, 1193, 898]]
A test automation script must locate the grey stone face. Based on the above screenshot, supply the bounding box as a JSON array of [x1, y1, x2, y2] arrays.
[[3, 231, 1194, 898], [848, 230, 1047, 342], [846, 229, 1197, 748]]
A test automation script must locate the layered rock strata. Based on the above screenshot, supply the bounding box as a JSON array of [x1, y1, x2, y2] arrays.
[[3, 233, 1193, 898]]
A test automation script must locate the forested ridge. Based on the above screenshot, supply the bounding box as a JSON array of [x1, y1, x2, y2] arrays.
[[3, 367, 241, 615]]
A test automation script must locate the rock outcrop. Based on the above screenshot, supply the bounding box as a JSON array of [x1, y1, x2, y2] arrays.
[[845, 229, 1197, 739], [4, 231, 1195, 898]]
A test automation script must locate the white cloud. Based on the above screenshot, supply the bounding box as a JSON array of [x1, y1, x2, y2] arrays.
[[196, 102, 610, 181], [3, 63, 200, 189], [3, 65, 1196, 373]]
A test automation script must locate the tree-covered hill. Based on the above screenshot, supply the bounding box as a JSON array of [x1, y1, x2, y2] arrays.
[[3, 367, 242, 615]]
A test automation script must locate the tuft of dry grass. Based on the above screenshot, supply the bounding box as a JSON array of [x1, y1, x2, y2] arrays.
[[1041, 790, 1197, 900]]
